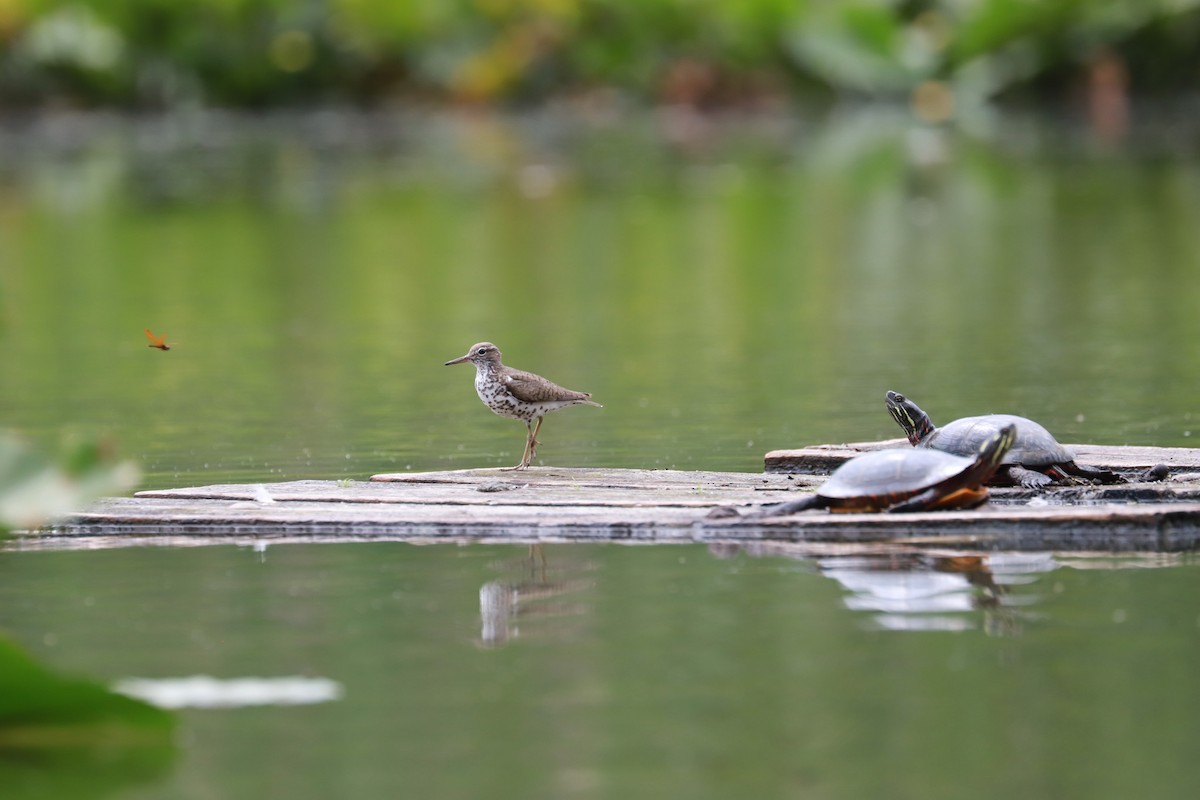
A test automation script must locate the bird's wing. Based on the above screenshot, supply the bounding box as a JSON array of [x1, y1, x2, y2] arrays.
[[503, 369, 587, 404]]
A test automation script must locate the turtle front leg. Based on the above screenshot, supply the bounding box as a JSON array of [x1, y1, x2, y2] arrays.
[[1005, 465, 1054, 489], [888, 486, 988, 512], [885, 487, 941, 513]]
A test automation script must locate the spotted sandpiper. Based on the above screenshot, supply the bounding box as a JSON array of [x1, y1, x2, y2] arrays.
[[445, 342, 602, 470]]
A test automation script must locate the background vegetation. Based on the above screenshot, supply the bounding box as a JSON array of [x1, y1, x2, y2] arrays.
[[1, 0, 1199, 110]]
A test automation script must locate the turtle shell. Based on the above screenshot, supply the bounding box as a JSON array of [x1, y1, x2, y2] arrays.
[[820, 448, 976, 502], [926, 414, 1072, 467]]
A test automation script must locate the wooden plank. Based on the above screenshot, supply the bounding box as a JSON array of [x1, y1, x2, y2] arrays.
[[134, 469, 816, 508], [132, 470, 1200, 509], [764, 440, 1200, 474], [48, 492, 1200, 551], [371, 466, 808, 491], [707, 503, 1200, 552], [35, 461, 1200, 552]]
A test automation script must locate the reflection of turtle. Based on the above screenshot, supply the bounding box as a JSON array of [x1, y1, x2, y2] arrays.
[[885, 390, 1124, 488], [758, 423, 1015, 516]]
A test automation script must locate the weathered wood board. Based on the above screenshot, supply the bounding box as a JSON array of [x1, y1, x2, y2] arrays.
[[29, 449, 1200, 551], [54, 469, 808, 539]]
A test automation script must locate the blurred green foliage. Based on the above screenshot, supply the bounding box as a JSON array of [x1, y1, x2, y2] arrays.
[[0, 634, 175, 798], [0, 431, 139, 534], [0, 634, 173, 743], [0, 0, 1197, 108]]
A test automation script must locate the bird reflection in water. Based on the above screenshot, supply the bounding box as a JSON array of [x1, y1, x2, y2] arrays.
[[712, 543, 1058, 636], [479, 544, 594, 648]]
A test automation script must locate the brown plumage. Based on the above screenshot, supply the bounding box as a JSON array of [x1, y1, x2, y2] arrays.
[[445, 342, 602, 470]]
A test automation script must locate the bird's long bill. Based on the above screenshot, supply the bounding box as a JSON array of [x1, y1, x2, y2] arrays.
[[444, 353, 471, 365]]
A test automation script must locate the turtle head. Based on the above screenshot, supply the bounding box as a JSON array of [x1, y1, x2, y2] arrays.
[[885, 390, 935, 446], [956, 423, 1017, 492], [979, 423, 1017, 468]]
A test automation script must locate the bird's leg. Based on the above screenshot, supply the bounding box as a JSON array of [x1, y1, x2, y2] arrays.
[[518, 420, 535, 469], [528, 417, 544, 462], [502, 422, 535, 471]]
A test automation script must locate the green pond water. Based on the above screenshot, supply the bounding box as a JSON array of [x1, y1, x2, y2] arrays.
[[2, 543, 1199, 799], [3, 110, 1200, 797]]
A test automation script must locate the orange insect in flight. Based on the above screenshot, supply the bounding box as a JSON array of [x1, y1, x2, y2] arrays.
[[145, 328, 171, 351]]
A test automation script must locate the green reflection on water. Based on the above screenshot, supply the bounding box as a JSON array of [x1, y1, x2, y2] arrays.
[[0, 542, 1198, 799], [2, 112, 1200, 489]]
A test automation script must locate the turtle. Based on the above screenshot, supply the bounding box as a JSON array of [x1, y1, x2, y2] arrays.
[[754, 422, 1016, 516], [885, 390, 1124, 489]]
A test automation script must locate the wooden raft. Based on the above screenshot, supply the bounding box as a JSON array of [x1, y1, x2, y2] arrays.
[[35, 442, 1200, 551]]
